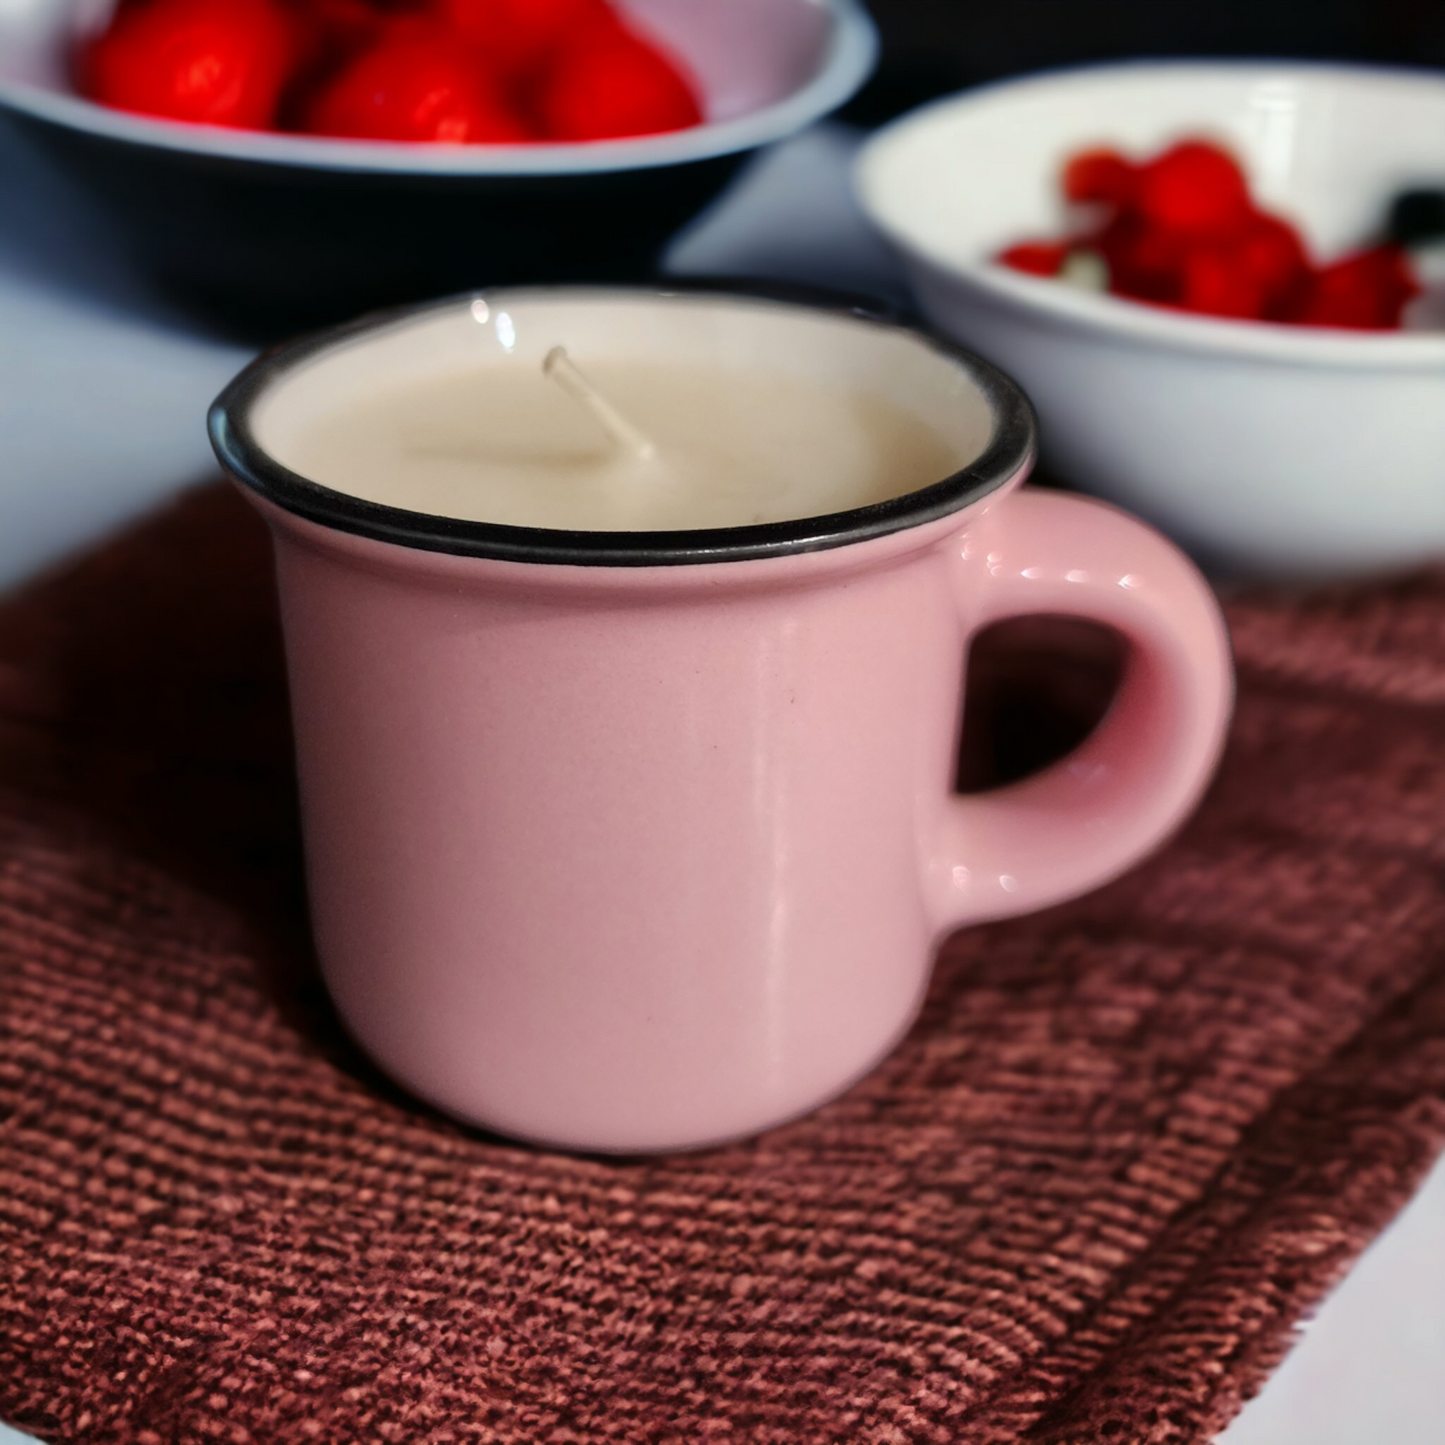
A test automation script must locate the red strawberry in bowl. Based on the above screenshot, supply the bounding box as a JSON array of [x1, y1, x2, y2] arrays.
[[301, 20, 531, 142], [80, 0, 298, 130], [529, 12, 703, 141], [437, 0, 614, 80]]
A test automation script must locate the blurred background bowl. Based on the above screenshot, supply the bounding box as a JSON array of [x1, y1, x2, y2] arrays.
[[856, 61, 1445, 579], [0, 0, 876, 338]]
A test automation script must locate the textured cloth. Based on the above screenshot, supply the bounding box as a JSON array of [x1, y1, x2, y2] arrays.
[[3, 484, 1445, 1445]]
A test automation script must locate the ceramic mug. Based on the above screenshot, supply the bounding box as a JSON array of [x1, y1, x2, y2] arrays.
[[210, 288, 1233, 1154]]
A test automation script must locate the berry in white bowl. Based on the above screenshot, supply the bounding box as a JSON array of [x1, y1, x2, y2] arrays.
[[857, 61, 1445, 579]]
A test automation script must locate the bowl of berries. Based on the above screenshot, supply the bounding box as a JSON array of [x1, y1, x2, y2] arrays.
[[0, 0, 876, 335], [856, 61, 1445, 578]]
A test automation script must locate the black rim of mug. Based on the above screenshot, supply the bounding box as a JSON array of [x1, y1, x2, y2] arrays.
[[208, 282, 1038, 568]]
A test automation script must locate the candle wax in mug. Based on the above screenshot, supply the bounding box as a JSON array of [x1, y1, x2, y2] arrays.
[[279, 361, 963, 531]]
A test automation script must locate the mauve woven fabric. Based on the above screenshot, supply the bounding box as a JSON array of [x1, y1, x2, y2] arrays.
[[3, 485, 1445, 1445]]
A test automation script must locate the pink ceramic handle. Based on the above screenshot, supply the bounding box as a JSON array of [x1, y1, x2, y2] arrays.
[[928, 488, 1234, 934]]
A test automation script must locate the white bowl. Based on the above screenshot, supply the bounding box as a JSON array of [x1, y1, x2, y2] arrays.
[[856, 61, 1445, 578], [0, 0, 877, 333]]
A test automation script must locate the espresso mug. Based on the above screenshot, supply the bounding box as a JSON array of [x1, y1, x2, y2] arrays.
[[211, 288, 1232, 1153]]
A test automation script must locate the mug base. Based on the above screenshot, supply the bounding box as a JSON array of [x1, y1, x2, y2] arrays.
[[354, 997, 932, 1157]]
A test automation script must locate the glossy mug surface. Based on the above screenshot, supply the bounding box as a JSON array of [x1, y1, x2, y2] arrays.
[[210, 288, 1233, 1153]]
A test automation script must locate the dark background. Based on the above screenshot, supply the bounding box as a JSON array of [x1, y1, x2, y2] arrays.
[[845, 0, 1445, 123]]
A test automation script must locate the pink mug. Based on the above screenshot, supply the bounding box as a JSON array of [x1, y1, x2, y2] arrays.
[[211, 288, 1232, 1153]]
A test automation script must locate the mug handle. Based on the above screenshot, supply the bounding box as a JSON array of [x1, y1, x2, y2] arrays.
[[926, 487, 1234, 934]]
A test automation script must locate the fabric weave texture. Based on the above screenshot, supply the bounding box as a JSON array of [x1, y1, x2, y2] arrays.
[[2, 485, 1444, 1445]]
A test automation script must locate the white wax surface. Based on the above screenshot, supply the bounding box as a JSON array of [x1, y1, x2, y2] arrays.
[[276, 360, 962, 531]]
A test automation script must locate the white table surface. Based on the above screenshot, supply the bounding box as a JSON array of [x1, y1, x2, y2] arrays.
[[1, 116, 1441, 1445]]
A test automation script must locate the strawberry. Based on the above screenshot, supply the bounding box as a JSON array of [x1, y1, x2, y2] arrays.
[[1296, 245, 1422, 330], [301, 22, 530, 142], [436, 0, 613, 80], [1234, 212, 1313, 319], [1179, 245, 1266, 320], [1062, 148, 1137, 208], [529, 17, 702, 141], [1135, 140, 1253, 240], [997, 241, 1069, 277], [293, 0, 395, 55], [80, 0, 297, 130], [281, 0, 396, 125], [1096, 212, 1189, 305], [1020, 135, 1418, 330]]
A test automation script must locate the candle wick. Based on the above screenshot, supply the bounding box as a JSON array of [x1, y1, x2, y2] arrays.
[[543, 346, 657, 461]]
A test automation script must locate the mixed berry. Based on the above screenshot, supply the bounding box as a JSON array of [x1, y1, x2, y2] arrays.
[[998, 138, 1441, 331], [76, 0, 704, 144]]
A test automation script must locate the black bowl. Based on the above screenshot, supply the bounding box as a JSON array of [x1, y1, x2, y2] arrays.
[[0, 0, 876, 339]]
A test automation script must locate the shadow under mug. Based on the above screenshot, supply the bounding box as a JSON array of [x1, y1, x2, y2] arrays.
[[210, 288, 1233, 1154]]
